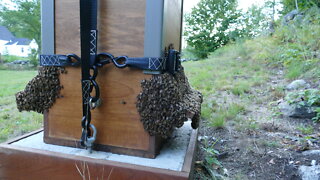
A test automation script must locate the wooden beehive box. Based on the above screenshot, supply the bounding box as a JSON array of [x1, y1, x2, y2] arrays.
[[41, 0, 183, 158]]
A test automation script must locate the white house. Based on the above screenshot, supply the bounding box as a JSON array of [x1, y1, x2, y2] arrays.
[[0, 26, 38, 57], [0, 26, 15, 54], [4, 38, 38, 57]]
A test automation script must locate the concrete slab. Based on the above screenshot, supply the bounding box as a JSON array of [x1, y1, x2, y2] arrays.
[[12, 121, 193, 171]]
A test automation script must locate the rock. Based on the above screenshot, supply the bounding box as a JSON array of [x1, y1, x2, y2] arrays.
[[279, 101, 316, 118], [283, 9, 300, 24], [299, 165, 320, 180], [302, 150, 320, 156], [286, 80, 310, 91]]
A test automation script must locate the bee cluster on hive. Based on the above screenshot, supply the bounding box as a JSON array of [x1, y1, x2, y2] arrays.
[[16, 67, 66, 113], [136, 66, 202, 138]]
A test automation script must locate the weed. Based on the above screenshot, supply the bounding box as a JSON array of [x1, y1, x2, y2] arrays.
[[285, 89, 320, 122], [227, 103, 246, 118], [208, 103, 246, 128], [261, 140, 281, 148], [313, 108, 320, 122], [200, 139, 224, 179], [209, 113, 226, 128], [285, 61, 305, 79], [297, 124, 314, 135], [231, 81, 251, 96], [234, 173, 249, 180], [235, 118, 259, 131]]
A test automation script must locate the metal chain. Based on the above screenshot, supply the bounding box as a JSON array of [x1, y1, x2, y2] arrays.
[[80, 66, 100, 153]]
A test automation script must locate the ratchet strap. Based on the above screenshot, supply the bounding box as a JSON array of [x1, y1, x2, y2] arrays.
[[39, 0, 181, 152]]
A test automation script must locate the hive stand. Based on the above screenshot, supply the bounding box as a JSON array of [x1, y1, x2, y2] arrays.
[[0, 126, 197, 179]]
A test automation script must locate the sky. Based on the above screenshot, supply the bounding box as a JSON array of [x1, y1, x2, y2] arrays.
[[184, 0, 267, 13], [1, 0, 15, 9], [2, 0, 268, 12]]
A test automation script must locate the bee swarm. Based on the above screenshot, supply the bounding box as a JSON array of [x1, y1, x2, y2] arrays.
[[137, 66, 202, 138], [16, 67, 65, 114]]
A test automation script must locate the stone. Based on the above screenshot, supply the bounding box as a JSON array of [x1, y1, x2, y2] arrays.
[[279, 101, 316, 118], [299, 165, 320, 180], [282, 9, 300, 25], [302, 150, 320, 156], [286, 80, 310, 91]]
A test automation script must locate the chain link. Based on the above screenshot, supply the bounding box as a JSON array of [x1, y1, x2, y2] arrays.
[[80, 66, 100, 152]]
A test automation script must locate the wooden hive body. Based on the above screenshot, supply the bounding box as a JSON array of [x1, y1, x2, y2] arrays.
[[41, 0, 183, 158]]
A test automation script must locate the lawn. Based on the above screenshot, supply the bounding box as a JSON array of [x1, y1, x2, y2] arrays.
[[183, 43, 269, 129], [0, 70, 42, 142]]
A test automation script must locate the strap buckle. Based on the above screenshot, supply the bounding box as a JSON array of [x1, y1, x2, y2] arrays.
[[166, 49, 181, 75]]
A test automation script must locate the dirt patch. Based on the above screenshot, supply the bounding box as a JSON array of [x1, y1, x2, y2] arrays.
[[193, 68, 320, 180]]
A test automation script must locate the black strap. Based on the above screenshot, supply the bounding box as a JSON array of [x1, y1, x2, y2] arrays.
[[40, 54, 167, 72], [79, 0, 98, 151], [40, 50, 180, 74], [40, 54, 80, 67]]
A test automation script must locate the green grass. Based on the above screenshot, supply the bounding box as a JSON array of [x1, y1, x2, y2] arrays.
[[206, 103, 246, 128], [260, 140, 281, 148], [297, 125, 314, 135], [184, 44, 268, 99], [0, 70, 42, 142], [184, 40, 267, 129]]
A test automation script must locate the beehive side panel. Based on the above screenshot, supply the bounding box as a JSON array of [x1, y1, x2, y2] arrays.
[[47, 0, 151, 151]]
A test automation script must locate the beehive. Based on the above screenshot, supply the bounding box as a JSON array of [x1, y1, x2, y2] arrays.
[[41, 0, 183, 158]]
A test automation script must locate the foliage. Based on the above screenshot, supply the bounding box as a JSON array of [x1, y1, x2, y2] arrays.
[[184, 0, 240, 58], [313, 108, 320, 122], [280, 0, 320, 14], [0, 0, 41, 54], [286, 89, 320, 107], [297, 124, 314, 134], [285, 89, 320, 122], [238, 5, 268, 38], [200, 139, 223, 179], [28, 48, 38, 66], [264, 0, 282, 21], [0, 55, 28, 63], [249, 6, 320, 79]]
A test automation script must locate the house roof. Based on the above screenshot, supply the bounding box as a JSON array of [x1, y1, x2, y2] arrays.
[[5, 37, 31, 45], [0, 26, 15, 41]]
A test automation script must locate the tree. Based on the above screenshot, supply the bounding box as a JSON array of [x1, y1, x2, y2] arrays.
[[264, 0, 281, 21], [239, 5, 268, 38], [184, 0, 240, 58], [280, 0, 320, 14], [0, 0, 41, 53]]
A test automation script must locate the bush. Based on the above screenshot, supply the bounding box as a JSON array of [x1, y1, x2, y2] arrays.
[[285, 89, 320, 122], [0, 55, 28, 63]]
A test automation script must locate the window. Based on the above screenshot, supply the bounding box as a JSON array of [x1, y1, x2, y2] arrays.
[[21, 47, 24, 53]]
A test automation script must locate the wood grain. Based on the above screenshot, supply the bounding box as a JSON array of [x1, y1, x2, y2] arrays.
[[46, 0, 183, 157], [51, 0, 152, 153], [0, 144, 189, 180]]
